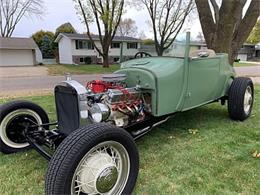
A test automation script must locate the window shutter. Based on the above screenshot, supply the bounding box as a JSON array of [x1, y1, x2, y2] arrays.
[[76, 40, 79, 49]]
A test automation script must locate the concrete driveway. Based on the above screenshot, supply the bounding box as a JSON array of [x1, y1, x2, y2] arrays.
[[0, 66, 48, 78], [0, 66, 260, 98]]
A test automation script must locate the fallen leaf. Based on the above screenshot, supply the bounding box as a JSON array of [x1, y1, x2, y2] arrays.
[[252, 151, 260, 158]]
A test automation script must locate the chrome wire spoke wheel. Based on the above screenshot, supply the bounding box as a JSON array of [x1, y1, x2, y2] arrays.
[[71, 141, 130, 195], [243, 86, 253, 115], [0, 109, 42, 149]]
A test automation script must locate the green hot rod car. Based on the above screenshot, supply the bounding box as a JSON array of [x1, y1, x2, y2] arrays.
[[0, 33, 254, 195]]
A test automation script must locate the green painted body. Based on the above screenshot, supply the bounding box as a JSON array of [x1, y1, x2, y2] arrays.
[[116, 46, 235, 117]]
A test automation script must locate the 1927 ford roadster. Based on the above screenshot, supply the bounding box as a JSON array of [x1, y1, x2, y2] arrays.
[[0, 33, 254, 195]]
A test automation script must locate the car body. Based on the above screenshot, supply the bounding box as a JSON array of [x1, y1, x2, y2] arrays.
[[0, 32, 254, 195], [118, 54, 235, 116]]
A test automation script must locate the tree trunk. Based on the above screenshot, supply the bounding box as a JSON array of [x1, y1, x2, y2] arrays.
[[195, 0, 260, 65], [157, 49, 164, 56], [156, 44, 164, 56], [103, 54, 109, 68]]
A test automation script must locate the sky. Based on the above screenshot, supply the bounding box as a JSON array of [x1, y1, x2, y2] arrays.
[[12, 0, 203, 39]]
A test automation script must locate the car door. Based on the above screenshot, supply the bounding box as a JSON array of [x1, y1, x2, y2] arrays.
[[183, 57, 220, 110]]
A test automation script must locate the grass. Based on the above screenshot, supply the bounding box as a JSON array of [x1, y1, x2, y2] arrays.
[[234, 62, 260, 67], [46, 64, 120, 75], [0, 86, 260, 194]]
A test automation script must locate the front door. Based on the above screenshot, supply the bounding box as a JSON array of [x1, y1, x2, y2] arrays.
[[183, 58, 220, 110]]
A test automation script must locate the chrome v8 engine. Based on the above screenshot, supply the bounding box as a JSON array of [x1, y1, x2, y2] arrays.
[[86, 74, 147, 127]]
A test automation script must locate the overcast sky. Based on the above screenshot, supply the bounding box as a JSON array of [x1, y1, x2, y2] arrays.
[[12, 0, 202, 39]]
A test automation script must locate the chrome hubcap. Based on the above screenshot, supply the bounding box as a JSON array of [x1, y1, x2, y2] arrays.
[[72, 141, 130, 195], [244, 86, 253, 114], [96, 166, 118, 193]]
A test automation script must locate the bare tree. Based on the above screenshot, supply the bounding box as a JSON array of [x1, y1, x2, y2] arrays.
[[0, 0, 44, 37], [116, 18, 138, 37], [140, 0, 194, 56], [195, 0, 260, 64], [75, 0, 124, 67], [138, 30, 147, 39]]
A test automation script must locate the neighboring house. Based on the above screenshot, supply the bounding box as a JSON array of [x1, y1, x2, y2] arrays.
[[139, 41, 208, 57], [55, 33, 141, 64], [139, 41, 260, 62], [188, 42, 260, 61], [237, 43, 256, 61], [138, 45, 158, 56], [0, 37, 42, 67]]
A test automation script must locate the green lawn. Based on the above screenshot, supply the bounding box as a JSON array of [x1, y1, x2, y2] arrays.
[[46, 64, 120, 75], [0, 86, 259, 194], [234, 62, 260, 67]]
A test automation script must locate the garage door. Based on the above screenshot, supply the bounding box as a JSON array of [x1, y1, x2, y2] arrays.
[[0, 49, 34, 66], [237, 54, 247, 61]]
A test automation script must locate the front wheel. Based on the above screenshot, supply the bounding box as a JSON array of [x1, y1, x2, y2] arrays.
[[45, 123, 139, 195], [228, 77, 254, 121]]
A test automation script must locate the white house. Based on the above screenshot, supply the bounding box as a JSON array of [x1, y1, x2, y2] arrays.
[[0, 37, 42, 66], [55, 33, 142, 64]]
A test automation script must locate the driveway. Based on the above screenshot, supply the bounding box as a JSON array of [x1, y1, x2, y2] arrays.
[[0, 66, 48, 78], [0, 66, 260, 98]]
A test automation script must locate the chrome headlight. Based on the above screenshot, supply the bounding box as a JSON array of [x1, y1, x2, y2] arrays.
[[89, 103, 110, 123]]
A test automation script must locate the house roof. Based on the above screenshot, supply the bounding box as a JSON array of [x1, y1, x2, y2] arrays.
[[0, 37, 38, 50], [55, 33, 141, 43]]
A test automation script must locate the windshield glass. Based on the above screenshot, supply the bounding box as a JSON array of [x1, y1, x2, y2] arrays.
[[164, 33, 188, 58]]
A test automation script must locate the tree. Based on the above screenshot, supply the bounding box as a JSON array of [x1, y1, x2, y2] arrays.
[[75, 0, 124, 67], [138, 30, 147, 39], [247, 19, 260, 44], [54, 22, 77, 38], [0, 0, 44, 37], [31, 30, 55, 59], [31, 30, 55, 48], [41, 35, 54, 59], [116, 18, 138, 37], [142, 39, 155, 45], [195, 0, 260, 64], [139, 0, 194, 56]]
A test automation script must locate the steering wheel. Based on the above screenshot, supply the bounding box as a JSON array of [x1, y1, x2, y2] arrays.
[[134, 52, 152, 58]]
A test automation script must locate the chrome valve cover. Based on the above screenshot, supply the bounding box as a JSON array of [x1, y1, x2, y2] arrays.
[[107, 88, 141, 104]]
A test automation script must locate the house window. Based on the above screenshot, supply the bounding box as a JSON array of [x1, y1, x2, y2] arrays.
[[113, 57, 120, 62], [79, 57, 92, 64], [80, 57, 84, 63], [127, 42, 138, 49], [76, 40, 94, 50], [111, 42, 121, 48]]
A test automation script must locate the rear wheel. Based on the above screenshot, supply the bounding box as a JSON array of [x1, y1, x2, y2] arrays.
[[228, 77, 254, 121], [0, 100, 49, 154], [45, 123, 139, 195]]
